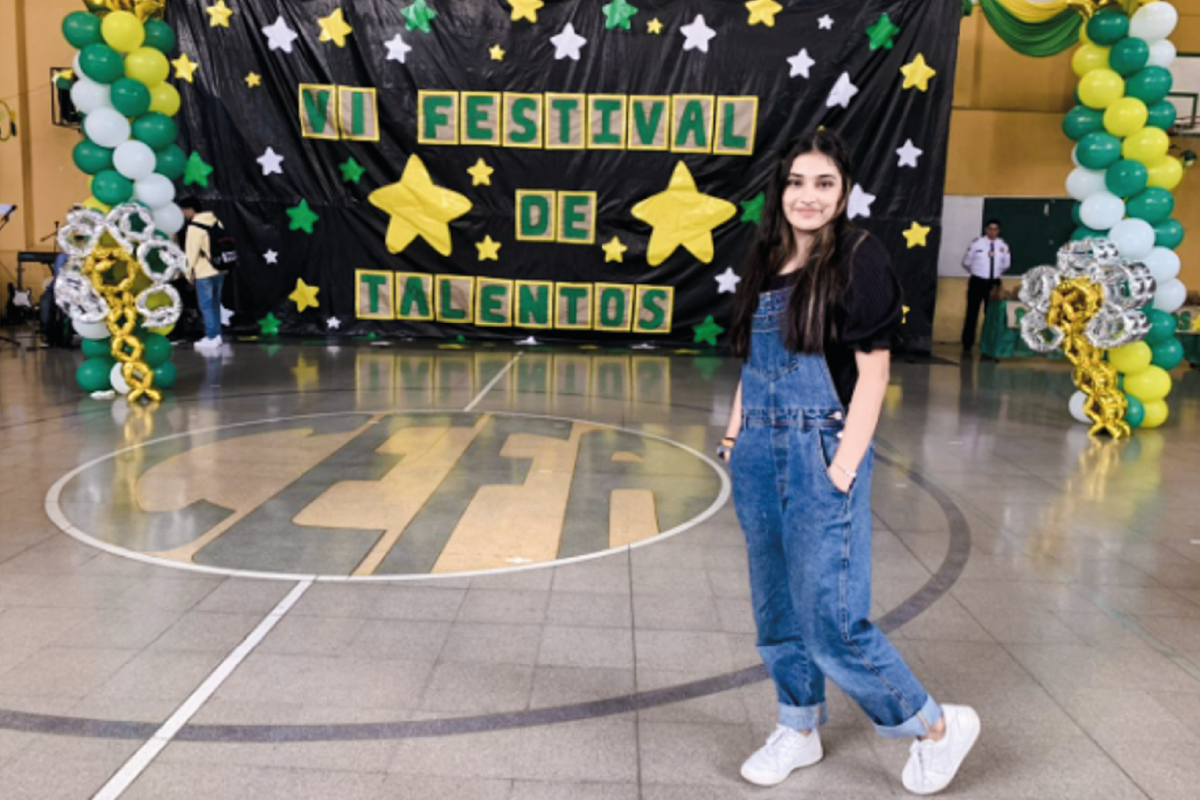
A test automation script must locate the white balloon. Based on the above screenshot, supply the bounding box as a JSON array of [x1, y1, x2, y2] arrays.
[[83, 107, 131, 149], [1109, 218, 1156, 260], [110, 363, 131, 395], [1130, 1, 1178, 42], [134, 174, 176, 209], [1080, 192, 1125, 230], [1071, 144, 1082, 168], [113, 140, 157, 181], [73, 318, 110, 340], [70, 77, 112, 115], [1067, 168, 1108, 202], [1152, 278, 1187, 313], [153, 202, 185, 235], [1068, 391, 1090, 425], [1147, 39, 1177, 69], [1143, 246, 1181, 282]]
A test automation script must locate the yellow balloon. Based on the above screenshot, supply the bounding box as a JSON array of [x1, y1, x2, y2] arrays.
[[1140, 399, 1169, 429], [149, 82, 180, 116], [124, 47, 170, 88], [1103, 97, 1148, 138], [147, 324, 175, 336], [101, 11, 145, 54], [1078, 69, 1125, 110], [1072, 44, 1110, 77], [1125, 365, 1171, 402], [1121, 127, 1170, 163], [83, 196, 111, 213], [1145, 156, 1183, 191], [1078, 24, 1092, 45], [1109, 341, 1152, 374]]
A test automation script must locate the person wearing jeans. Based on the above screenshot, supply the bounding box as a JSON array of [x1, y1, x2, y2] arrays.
[[180, 197, 225, 350]]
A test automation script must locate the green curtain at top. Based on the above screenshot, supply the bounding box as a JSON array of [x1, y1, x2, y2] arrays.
[[978, 0, 1082, 57]]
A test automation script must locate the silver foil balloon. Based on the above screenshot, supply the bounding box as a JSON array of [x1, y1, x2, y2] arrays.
[[136, 239, 188, 284], [57, 208, 108, 259], [106, 203, 157, 254], [1019, 266, 1061, 313], [54, 272, 109, 324], [134, 284, 182, 329], [1020, 310, 1065, 353]]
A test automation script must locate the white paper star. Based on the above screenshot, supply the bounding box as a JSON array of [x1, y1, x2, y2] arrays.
[[262, 16, 299, 53], [896, 139, 923, 168], [848, 184, 875, 220], [326, 316, 341, 330], [385, 33, 412, 63], [220, 305, 233, 326], [680, 14, 717, 53], [826, 72, 859, 108], [264, 249, 279, 264], [787, 48, 815, 79], [818, 15, 834, 30], [550, 22, 587, 61], [257, 147, 284, 176], [715, 267, 741, 294], [516, 336, 541, 346]]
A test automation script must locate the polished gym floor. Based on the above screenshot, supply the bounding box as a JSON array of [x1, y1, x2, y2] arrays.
[[1, 335, 1199, 799]]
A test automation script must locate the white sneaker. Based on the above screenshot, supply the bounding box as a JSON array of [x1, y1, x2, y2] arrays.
[[740, 725, 823, 787], [195, 336, 222, 349], [902, 705, 981, 795]]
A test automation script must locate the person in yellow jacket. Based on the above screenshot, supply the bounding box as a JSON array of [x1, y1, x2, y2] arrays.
[[180, 198, 225, 350]]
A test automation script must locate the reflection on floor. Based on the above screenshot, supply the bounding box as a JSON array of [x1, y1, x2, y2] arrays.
[[1, 339, 1199, 800]]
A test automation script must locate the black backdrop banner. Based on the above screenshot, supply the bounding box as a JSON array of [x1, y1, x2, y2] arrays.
[[169, 0, 960, 349]]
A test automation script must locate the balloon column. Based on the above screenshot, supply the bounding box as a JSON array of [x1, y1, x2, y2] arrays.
[[59, 2, 186, 401], [1061, 0, 1186, 430]]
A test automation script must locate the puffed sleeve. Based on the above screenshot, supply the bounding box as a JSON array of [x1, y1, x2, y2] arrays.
[[840, 233, 903, 352]]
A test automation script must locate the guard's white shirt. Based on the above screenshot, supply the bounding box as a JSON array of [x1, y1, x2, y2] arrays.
[[962, 236, 1011, 280]]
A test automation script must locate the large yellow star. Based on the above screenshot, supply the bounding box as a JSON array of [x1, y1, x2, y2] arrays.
[[476, 235, 501, 261], [289, 278, 320, 312], [245, 72, 262, 88], [318, 8, 353, 47], [507, 0, 544, 23], [368, 154, 473, 256], [467, 158, 494, 186], [489, 44, 506, 61], [647, 18, 663, 34], [206, 0, 233, 28], [602, 236, 628, 263], [632, 162, 737, 267], [746, 0, 783, 27], [902, 221, 931, 248], [900, 53, 937, 92], [172, 53, 199, 83]]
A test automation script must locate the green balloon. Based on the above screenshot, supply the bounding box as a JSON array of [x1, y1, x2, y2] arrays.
[[80, 337, 112, 358], [142, 19, 176, 53], [1072, 225, 1107, 241], [1108, 37, 1149, 77], [1125, 66, 1173, 105], [141, 333, 172, 367], [1154, 218, 1184, 249], [110, 78, 151, 117], [1150, 338, 1184, 371], [76, 357, 113, 393], [92, 169, 133, 205], [63, 12, 103, 50], [1063, 105, 1104, 141], [156, 144, 187, 180], [1127, 188, 1174, 224], [132, 113, 177, 150], [1147, 101, 1177, 130], [1104, 159, 1148, 198], [1145, 310, 1177, 346], [1086, 8, 1129, 45], [1076, 131, 1122, 170], [153, 360, 177, 390], [79, 43, 125, 84], [1124, 393, 1145, 428], [1071, 202, 1083, 226], [73, 139, 114, 174]]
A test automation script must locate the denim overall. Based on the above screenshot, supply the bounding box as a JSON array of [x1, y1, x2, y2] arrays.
[[731, 288, 941, 738]]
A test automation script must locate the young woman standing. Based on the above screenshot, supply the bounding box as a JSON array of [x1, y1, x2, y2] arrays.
[[717, 130, 979, 795]]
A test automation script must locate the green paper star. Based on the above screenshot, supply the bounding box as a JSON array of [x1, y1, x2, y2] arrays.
[[961, 0, 974, 17], [258, 312, 281, 336], [740, 192, 765, 225], [402, 0, 437, 33], [693, 315, 725, 347], [340, 157, 365, 184], [602, 0, 638, 30], [287, 199, 319, 234], [866, 13, 900, 51], [183, 152, 213, 187]]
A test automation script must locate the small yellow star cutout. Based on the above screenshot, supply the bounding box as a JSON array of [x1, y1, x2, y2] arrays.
[[489, 44, 506, 61], [901, 53, 937, 92], [476, 235, 501, 261], [245, 72, 262, 88], [467, 158, 494, 187], [368, 154, 473, 256], [602, 236, 628, 263], [507, 0, 544, 23], [903, 221, 931, 248], [318, 8, 354, 47], [902, 305, 911, 324], [632, 162, 737, 266], [647, 18, 663, 34], [746, 0, 783, 27], [172, 53, 199, 83], [206, 0, 234, 28], [289, 278, 320, 312]]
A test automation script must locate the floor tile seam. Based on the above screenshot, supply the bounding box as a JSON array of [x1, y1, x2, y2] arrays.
[[625, 545, 645, 800]]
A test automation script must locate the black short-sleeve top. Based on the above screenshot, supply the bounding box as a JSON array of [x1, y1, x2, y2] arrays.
[[765, 232, 903, 408]]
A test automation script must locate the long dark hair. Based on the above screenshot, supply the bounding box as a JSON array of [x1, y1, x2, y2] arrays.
[[730, 130, 857, 358]]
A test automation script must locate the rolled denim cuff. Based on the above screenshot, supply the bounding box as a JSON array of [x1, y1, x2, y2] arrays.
[[873, 694, 943, 739], [778, 701, 828, 732]]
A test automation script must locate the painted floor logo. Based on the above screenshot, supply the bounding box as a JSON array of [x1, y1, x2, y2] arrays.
[[51, 412, 727, 578]]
